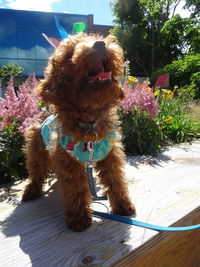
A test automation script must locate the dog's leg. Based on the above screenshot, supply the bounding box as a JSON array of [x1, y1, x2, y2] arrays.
[[51, 148, 92, 231], [96, 143, 136, 216], [22, 126, 50, 201]]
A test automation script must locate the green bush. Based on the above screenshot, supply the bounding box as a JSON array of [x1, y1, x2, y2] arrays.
[[0, 123, 27, 184], [151, 53, 200, 98], [0, 62, 24, 88], [156, 88, 199, 142], [120, 111, 162, 156], [156, 94, 199, 144], [0, 62, 24, 79]]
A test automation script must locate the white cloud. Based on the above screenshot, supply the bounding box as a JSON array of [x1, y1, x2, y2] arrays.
[[5, 0, 60, 12], [0, 0, 5, 8]]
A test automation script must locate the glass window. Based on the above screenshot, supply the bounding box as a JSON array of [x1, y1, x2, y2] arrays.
[[35, 31, 54, 60], [0, 9, 89, 77], [0, 32, 17, 58], [35, 60, 48, 77], [17, 59, 36, 76], [17, 31, 36, 59]]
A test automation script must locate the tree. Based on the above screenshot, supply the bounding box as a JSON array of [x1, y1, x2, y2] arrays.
[[184, 0, 200, 18], [111, 0, 199, 76], [160, 14, 200, 57], [111, 0, 151, 75]]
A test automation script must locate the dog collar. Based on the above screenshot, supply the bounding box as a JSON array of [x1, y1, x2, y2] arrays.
[[78, 121, 96, 131]]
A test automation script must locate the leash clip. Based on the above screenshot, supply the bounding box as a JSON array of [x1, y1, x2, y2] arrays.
[[85, 130, 98, 167], [85, 132, 107, 200], [87, 141, 95, 167]]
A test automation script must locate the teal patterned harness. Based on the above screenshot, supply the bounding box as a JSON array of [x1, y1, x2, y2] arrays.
[[41, 115, 116, 163]]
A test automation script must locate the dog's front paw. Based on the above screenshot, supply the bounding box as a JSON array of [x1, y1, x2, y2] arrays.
[[112, 200, 136, 216], [67, 214, 92, 232], [22, 183, 43, 202]]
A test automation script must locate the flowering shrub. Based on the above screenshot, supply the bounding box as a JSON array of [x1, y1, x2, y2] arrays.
[[155, 87, 200, 144], [121, 79, 159, 118], [0, 73, 42, 132], [119, 75, 199, 155], [0, 73, 44, 184], [119, 77, 161, 155]]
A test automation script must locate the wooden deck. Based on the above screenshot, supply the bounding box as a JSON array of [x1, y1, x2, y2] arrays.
[[0, 141, 200, 267]]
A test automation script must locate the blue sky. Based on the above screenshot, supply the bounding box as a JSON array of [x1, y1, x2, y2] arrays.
[[0, 0, 190, 26], [0, 0, 115, 25]]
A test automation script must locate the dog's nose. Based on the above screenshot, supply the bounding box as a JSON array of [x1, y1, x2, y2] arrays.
[[92, 41, 106, 54]]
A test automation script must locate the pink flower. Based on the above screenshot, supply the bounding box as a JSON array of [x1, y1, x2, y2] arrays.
[[120, 80, 159, 118], [0, 79, 20, 126], [0, 73, 43, 132]]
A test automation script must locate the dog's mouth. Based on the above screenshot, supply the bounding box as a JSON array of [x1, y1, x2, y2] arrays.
[[82, 71, 112, 85], [89, 71, 112, 83]]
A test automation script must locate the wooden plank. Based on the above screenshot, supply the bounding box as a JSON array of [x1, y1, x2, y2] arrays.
[[0, 141, 200, 266], [114, 208, 200, 267]]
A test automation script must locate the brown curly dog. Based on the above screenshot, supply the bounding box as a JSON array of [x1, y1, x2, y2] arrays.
[[22, 33, 136, 231]]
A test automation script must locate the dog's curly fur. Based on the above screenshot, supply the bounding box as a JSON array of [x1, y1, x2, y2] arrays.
[[22, 33, 136, 231]]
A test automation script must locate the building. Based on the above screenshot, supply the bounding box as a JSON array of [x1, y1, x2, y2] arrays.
[[88, 15, 113, 37], [0, 9, 113, 77]]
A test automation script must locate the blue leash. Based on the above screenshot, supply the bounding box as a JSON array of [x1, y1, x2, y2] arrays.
[[86, 166, 107, 201], [93, 211, 200, 232], [86, 165, 200, 232]]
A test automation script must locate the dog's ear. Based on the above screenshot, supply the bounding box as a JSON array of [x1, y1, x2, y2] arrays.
[[105, 35, 125, 101], [35, 36, 81, 106], [105, 35, 124, 79], [34, 75, 60, 105], [119, 85, 125, 100]]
